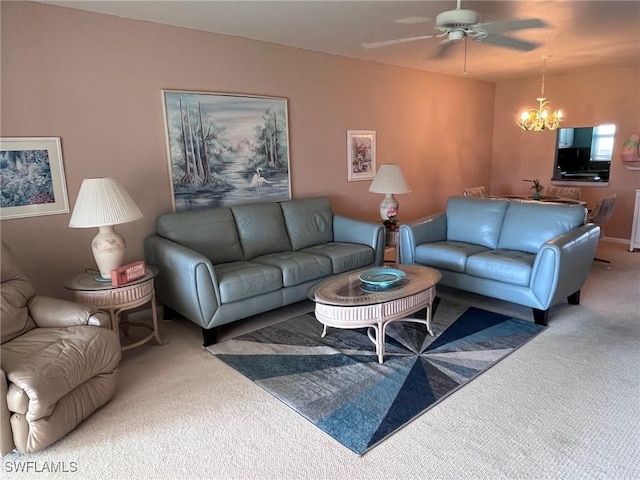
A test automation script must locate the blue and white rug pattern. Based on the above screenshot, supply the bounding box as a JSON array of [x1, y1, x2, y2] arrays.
[[208, 305, 545, 455]]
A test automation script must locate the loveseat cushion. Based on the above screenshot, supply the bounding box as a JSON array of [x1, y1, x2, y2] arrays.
[[231, 203, 292, 260], [414, 241, 489, 273], [446, 197, 509, 249], [156, 207, 244, 265], [497, 201, 587, 254], [280, 197, 334, 251], [252, 252, 332, 287], [1, 326, 120, 420], [300, 242, 374, 274], [465, 249, 536, 286], [214, 261, 283, 303]]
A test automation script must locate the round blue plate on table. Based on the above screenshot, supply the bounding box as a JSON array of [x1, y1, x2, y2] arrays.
[[359, 268, 406, 289]]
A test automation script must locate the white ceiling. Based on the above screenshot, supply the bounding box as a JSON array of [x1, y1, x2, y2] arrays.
[[38, 0, 640, 82]]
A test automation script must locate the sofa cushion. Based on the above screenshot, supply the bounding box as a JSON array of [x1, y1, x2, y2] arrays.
[[231, 203, 292, 260], [214, 261, 283, 304], [446, 197, 509, 249], [498, 202, 587, 254], [252, 252, 332, 287], [156, 207, 244, 264], [1, 326, 120, 421], [414, 241, 489, 273], [301, 242, 375, 274], [279, 197, 334, 251], [465, 250, 535, 286]]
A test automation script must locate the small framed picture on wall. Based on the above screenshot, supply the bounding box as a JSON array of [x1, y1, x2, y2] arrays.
[[347, 130, 376, 181], [0, 137, 69, 220]]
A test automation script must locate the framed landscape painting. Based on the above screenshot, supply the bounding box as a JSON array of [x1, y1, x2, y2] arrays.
[[347, 130, 376, 181], [162, 90, 291, 211], [0, 137, 69, 220]]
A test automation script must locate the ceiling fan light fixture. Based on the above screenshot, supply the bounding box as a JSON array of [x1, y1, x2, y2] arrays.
[[361, 0, 548, 63], [435, 9, 479, 31], [516, 58, 564, 132]]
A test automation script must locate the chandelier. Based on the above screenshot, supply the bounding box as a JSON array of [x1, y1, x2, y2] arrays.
[[516, 57, 564, 131]]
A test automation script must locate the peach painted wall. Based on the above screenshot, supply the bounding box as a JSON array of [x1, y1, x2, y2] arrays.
[[1, 2, 494, 297], [491, 65, 640, 239]]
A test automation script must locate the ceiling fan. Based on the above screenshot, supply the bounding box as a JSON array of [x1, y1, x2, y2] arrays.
[[362, 0, 549, 59]]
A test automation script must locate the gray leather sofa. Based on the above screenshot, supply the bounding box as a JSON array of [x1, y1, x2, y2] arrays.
[[399, 196, 600, 325], [144, 197, 385, 345]]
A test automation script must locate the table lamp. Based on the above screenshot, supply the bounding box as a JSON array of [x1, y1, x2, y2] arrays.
[[69, 178, 143, 282], [368, 164, 411, 221]]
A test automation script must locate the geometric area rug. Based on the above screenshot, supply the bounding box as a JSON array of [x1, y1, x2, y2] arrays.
[[207, 304, 546, 455]]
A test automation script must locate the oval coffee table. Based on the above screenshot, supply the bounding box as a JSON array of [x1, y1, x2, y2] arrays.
[[310, 265, 442, 364]]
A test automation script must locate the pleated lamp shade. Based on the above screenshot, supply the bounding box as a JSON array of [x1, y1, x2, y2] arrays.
[[368, 164, 411, 195], [69, 178, 143, 228], [69, 178, 143, 281]]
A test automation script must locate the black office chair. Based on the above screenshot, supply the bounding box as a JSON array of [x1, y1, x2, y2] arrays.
[[587, 194, 617, 267]]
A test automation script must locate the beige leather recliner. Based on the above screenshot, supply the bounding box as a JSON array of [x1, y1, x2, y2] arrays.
[[1, 241, 121, 455]]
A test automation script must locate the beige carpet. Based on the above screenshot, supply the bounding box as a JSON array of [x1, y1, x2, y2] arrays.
[[2, 241, 639, 479]]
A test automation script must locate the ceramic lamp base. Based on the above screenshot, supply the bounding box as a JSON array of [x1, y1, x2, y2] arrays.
[[91, 225, 126, 281], [379, 194, 399, 221]]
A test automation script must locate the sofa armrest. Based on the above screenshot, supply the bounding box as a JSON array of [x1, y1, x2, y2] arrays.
[[144, 235, 221, 329], [530, 224, 601, 308], [333, 215, 385, 266], [28, 296, 107, 328], [87, 311, 110, 328], [399, 213, 447, 264], [1, 368, 15, 456]]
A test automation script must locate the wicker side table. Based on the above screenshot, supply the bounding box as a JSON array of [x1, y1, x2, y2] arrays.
[[63, 267, 164, 351]]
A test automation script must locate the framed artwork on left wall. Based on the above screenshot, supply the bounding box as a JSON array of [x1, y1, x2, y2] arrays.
[[347, 130, 376, 181], [0, 137, 69, 220]]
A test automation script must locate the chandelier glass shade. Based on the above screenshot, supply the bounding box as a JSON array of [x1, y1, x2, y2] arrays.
[[516, 58, 564, 132]]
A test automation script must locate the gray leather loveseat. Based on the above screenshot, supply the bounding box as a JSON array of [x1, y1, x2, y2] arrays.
[[399, 196, 600, 325], [145, 197, 384, 345]]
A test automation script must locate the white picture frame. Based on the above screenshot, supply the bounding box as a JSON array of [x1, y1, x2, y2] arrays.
[[0, 137, 69, 220], [347, 130, 376, 181]]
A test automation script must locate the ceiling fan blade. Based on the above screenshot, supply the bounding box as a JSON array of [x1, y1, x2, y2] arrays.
[[475, 33, 541, 52], [478, 18, 548, 34], [434, 39, 459, 59], [362, 35, 435, 49]]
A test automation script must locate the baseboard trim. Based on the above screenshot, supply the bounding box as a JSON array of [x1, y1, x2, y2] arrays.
[[602, 236, 630, 245]]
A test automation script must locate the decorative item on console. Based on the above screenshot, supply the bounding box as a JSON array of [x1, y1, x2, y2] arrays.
[[369, 164, 411, 221], [523, 178, 543, 200], [516, 57, 564, 132]]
